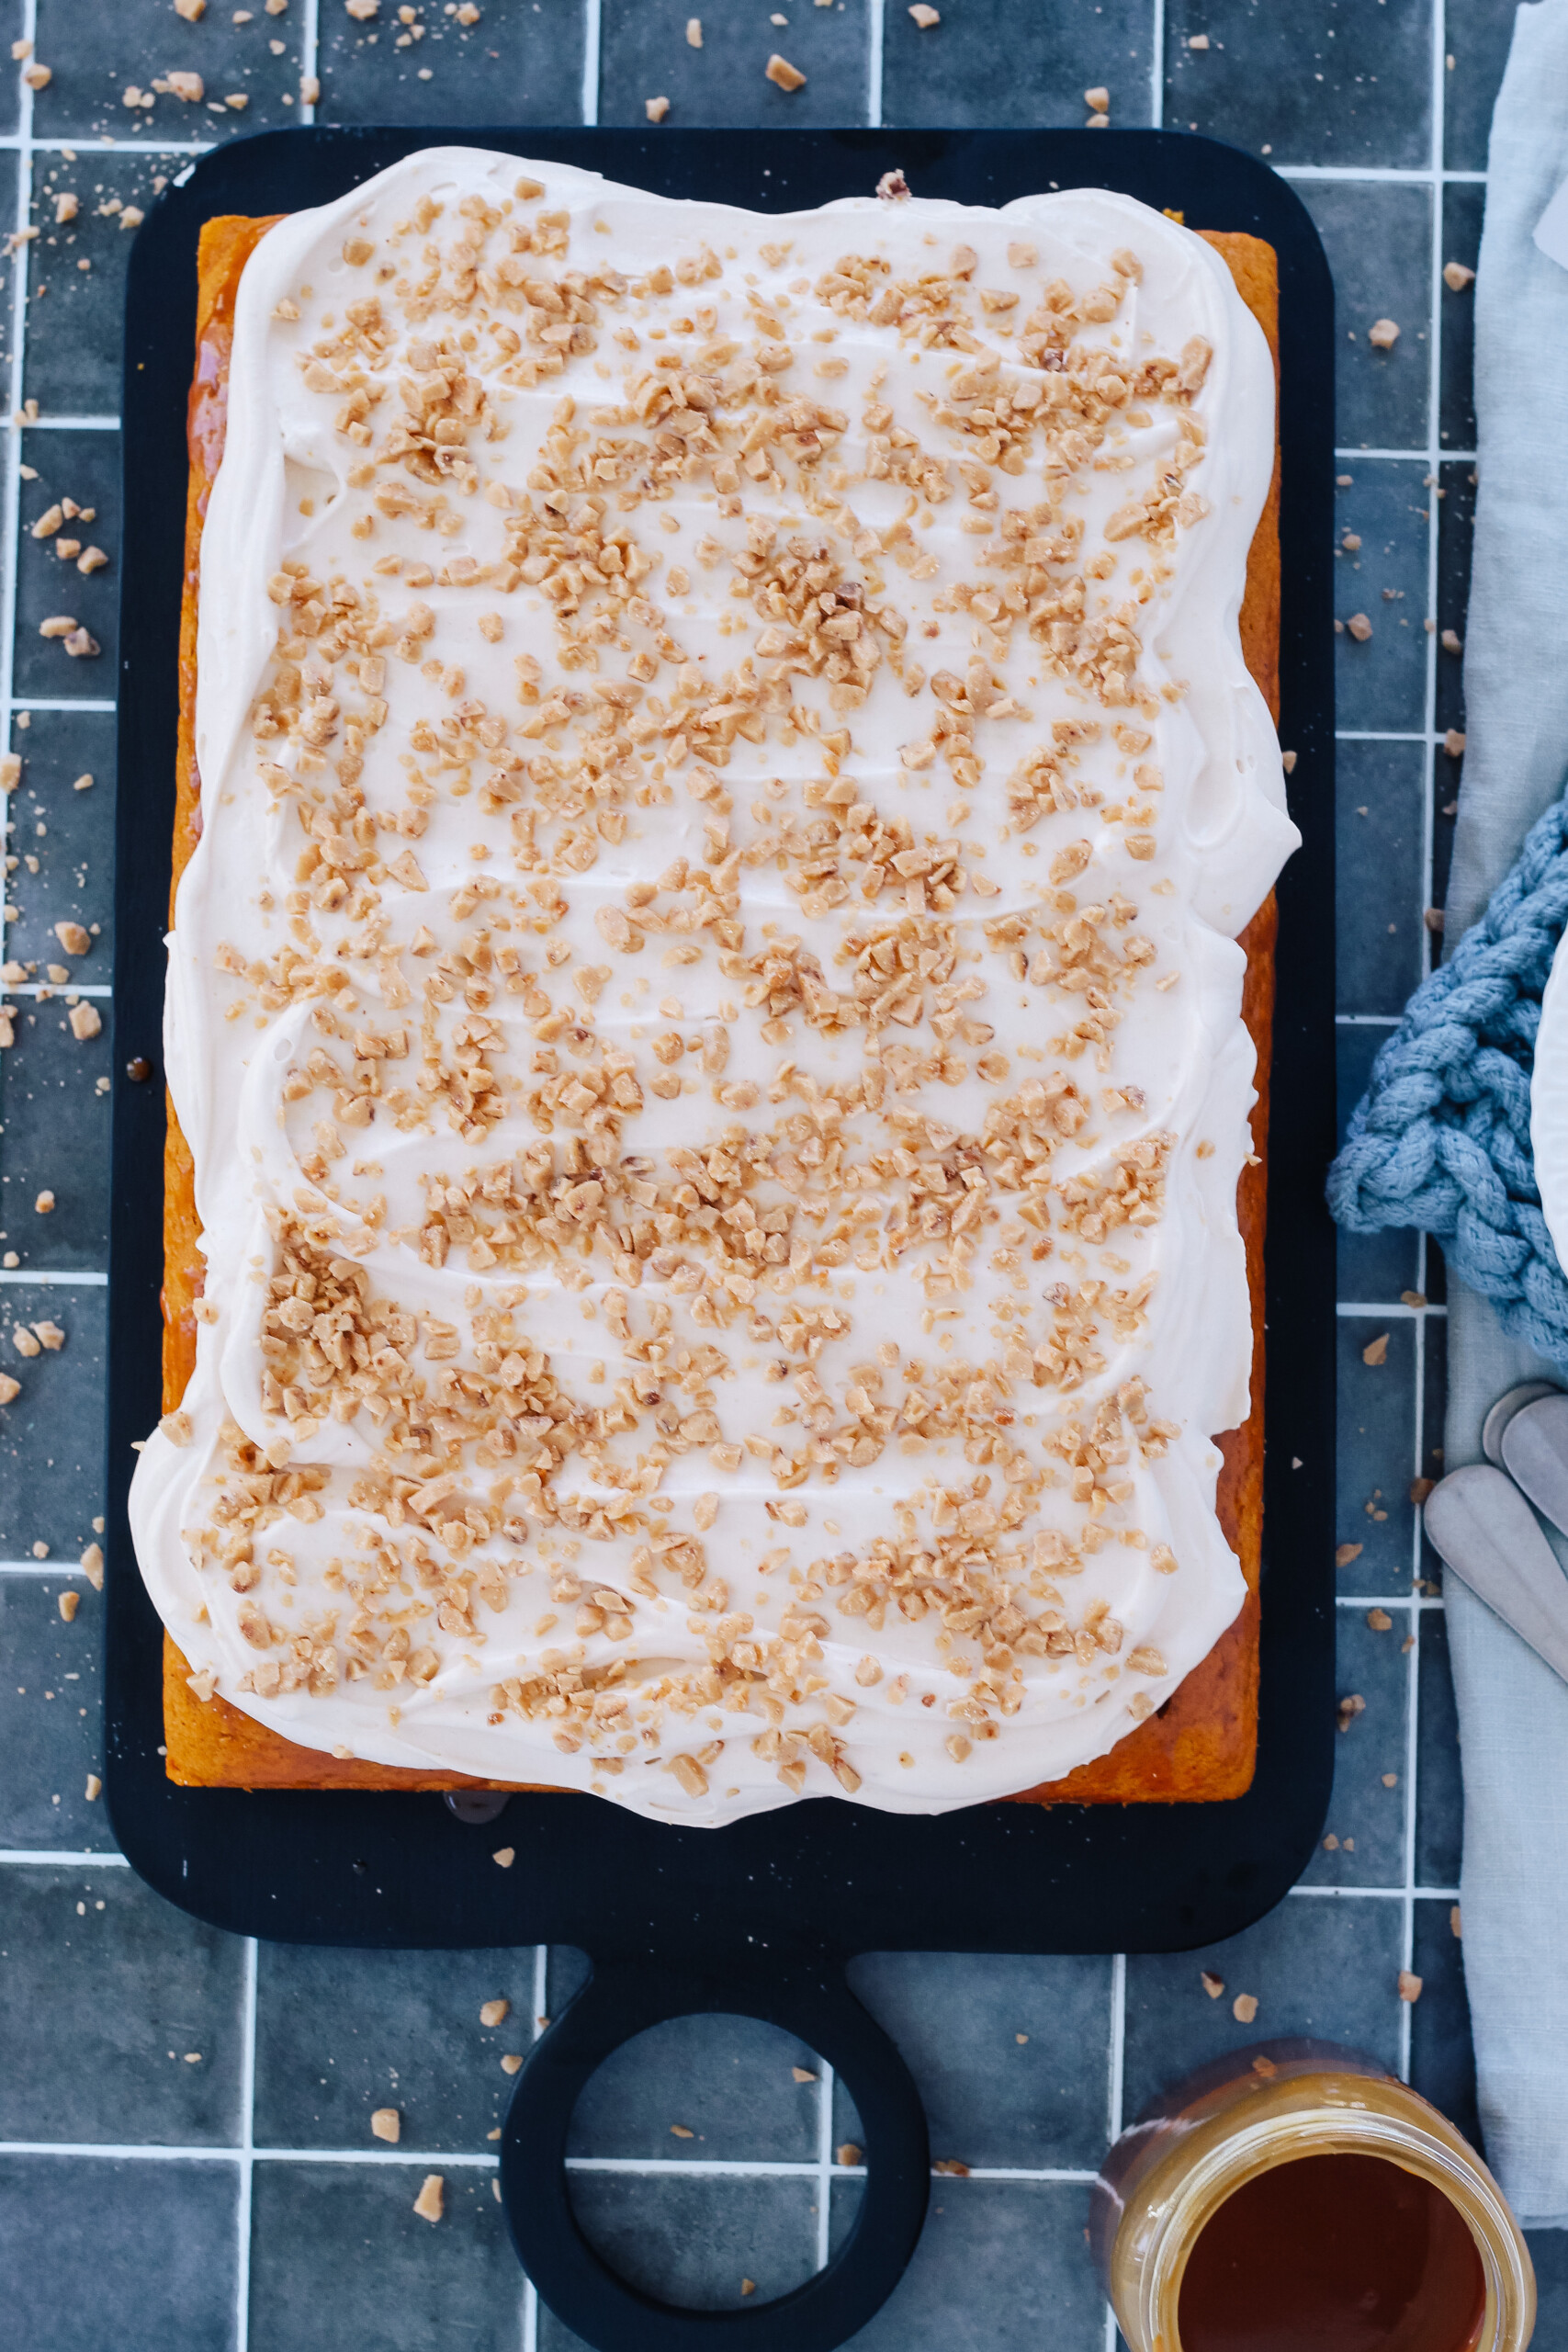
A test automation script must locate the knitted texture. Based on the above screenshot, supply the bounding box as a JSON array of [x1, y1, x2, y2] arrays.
[[1328, 789, 1568, 1370]]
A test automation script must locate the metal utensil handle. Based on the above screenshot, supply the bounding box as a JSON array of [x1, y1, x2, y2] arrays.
[[501, 1957, 930, 2351]]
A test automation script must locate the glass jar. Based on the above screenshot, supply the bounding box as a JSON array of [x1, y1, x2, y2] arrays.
[[1090, 2039, 1536, 2352]]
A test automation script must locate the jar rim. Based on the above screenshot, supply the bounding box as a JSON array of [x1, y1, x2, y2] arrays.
[[1135, 2101, 1535, 2352]]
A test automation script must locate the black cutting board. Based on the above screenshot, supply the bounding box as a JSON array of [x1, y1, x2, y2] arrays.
[[107, 126, 1337, 2352]]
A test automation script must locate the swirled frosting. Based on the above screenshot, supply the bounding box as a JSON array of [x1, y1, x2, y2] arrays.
[[129, 148, 1298, 1824]]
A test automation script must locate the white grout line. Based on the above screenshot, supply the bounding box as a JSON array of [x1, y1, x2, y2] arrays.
[[1338, 1593, 1445, 1611], [299, 0, 320, 127], [1336, 1011, 1400, 1025], [11, 415, 119, 432], [1290, 1883, 1460, 1903], [1391, 0, 1450, 2093], [0, 1557, 104, 1573], [1337, 729, 1435, 742], [6, 984, 113, 998], [0, 1267, 108, 1283], [519, 1945, 548, 2352], [1335, 447, 1473, 464], [1100, 1951, 1126, 2352], [28, 138, 216, 156], [581, 0, 602, 127], [1149, 0, 1165, 130], [815, 2052, 836, 2271], [0, 1848, 128, 1864], [1281, 164, 1485, 185], [0, 0, 36, 989], [1336, 1299, 1447, 1317], [10, 697, 116, 712], [866, 0, 885, 130], [234, 1939, 258, 2352]]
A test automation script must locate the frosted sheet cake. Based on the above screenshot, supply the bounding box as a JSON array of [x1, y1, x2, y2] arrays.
[[130, 150, 1298, 1824]]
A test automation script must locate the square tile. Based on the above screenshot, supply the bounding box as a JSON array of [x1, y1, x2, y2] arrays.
[[1333, 459, 1434, 732], [565, 2170, 818, 2312], [568, 2010, 824, 2163], [1336, 1021, 1420, 1305], [3, 707, 116, 973], [1416, 1603, 1463, 1889], [1442, 0, 1516, 175], [1434, 456, 1475, 741], [0, 1002, 114, 1268], [1292, 178, 1432, 455], [248, 2161, 522, 2352], [1298, 1603, 1410, 1887], [0, 1284, 107, 1559], [1162, 0, 1432, 167], [599, 0, 868, 130], [845, 1951, 1113, 2171], [1438, 182, 1483, 457], [0, 2153, 239, 2352], [0, 1575, 110, 1849], [24, 157, 189, 418], [0, 1863, 246, 2142], [1337, 1312, 1416, 1595], [1408, 1894, 1481, 2152], [1335, 736, 1427, 1018], [1122, 1894, 1405, 2126], [33, 0, 305, 141], [881, 0, 1155, 130], [318, 0, 585, 128], [253, 1943, 540, 2154], [12, 428, 119, 701], [0, 7, 26, 137], [831, 2178, 1104, 2352]]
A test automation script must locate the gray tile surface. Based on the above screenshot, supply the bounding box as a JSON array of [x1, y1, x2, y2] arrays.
[[0, 1, 1508, 2343], [0, 1864, 245, 2142], [0, 2152, 240, 2352], [881, 0, 1155, 130], [600, 0, 869, 129], [248, 2160, 525, 2352], [0, 1575, 109, 1848], [1296, 177, 1433, 454]]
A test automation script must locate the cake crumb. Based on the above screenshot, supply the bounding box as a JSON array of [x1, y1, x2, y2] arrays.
[[479, 1998, 510, 2028], [1346, 613, 1373, 643], [1443, 261, 1475, 293], [765, 52, 806, 88], [412, 2173, 444, 2222], [501, 2052, 524, 2075], [370, 2108, 400, 2143], [837, 2142, 862, 2165], [1201, 1971, 1224, 1999], [686, 16, 703, 43], [85, 1773, 101, 1800], [1397, 1971, 1423, 2005], [58, 1589, 79, 1623], [645, 96, 670, 121], [908, 3, 940, 22], [491, 1846, 514, 1868], [1366, 1608, 1393, 1631], [1361, 1332, 1389, 1366], [1368, 318, 1400, 350], [1231, 1992, 1258, 2024]]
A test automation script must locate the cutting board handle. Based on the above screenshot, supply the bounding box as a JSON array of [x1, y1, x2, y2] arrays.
[[500, 1953, 930, 2349]]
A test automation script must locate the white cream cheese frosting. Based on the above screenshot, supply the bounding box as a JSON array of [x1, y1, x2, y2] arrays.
[[129, 148, 1299, 1825]]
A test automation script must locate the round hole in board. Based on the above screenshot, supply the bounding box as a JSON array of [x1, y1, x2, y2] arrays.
[[562, 2010, 861, 2310]]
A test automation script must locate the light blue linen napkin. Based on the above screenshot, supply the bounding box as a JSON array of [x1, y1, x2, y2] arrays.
[[1438, 0, 1568, 2228]]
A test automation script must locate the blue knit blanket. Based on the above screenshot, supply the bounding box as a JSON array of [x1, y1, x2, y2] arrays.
[[1327, 789, 1568, 1370]]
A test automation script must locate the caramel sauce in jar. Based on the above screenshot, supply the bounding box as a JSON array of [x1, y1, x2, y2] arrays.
[[1090, 2041, 1533, 2352]]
